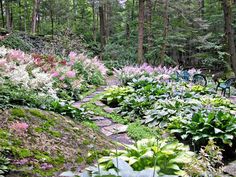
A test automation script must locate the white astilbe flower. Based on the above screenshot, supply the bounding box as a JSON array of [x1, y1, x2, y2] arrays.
[[0, 46, 9, 58], [7, 64, 30, 88]]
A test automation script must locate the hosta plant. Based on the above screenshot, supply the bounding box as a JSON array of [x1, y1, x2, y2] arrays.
[[101, 86, 134, 107], [0, 152, 10, 177], [96, 138, 194, 176], [169, 110, 236, 149]]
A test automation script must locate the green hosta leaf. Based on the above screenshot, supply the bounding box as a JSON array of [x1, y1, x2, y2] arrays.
[[224, 134, 234, 140], [140, 150, 154, 158], [112, 158, 133, 172], [169, 152, 193, 164], [166, 163, 180, 171], [170, 129, 183, 134], [214, 128, 224, 134], [180, 134, 188, 140]]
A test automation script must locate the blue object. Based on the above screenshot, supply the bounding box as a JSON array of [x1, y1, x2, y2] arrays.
[[176, 70, 190, 81], [216, 78, 235, 97]]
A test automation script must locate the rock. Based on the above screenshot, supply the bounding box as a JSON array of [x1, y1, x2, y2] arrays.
[[103, 107, 115, 113], [109, 133, 134, 145], [103, 124, 128, 134], [101, 128, 113, 136], [94, 101, 105, 107], [73, 102, 81, 108], [95, 119, 112, 127], [89, 116, 105, 121], [223, 160, 236, 176], [81, 97, 91, 102]]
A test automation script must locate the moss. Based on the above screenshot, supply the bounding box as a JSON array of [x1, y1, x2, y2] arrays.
[[34, 151, 52, 163], [76, 155, 84, 164], [11, 108, 26, 117], [127, 122, 158, 141], [82, 139, 91, 145], [82, 121, 99, 131], [49, 130, 61, 138], [82, 103, 127, 124], [29, 109, 48, 120], [12, 148, 32, 158], [52, 155, 65, 165]]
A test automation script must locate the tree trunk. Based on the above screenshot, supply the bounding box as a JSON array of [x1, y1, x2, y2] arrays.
[[0, 0, 4, 28], [146, 0, 152, 62], [137, 0, 145, 64], [131, 0, 135, 21], [6, 0, 11, 31], [99, 2, 106, 54], [24, 0, 27, 32], [222, 0, 236, 76], [18, 0, 22, 31], [31, 0, 40, 34], [92, 1, 96, 42], [159, 0, 169, 65], [50, 9, 54, 39]]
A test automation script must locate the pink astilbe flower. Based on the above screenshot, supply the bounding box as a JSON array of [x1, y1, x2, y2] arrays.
[[59, 76, 65, 80], [8, 50, 25, 61], [66, 70, 76, 78], [69, 51, 77, 60], [0, 59, 7, 67], [9, 122, 29, 135], [33, 57, 42, 65], [51, 71, 59, 77]]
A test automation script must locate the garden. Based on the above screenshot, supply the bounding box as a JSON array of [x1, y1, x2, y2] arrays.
[[1, 45, 236, 176]]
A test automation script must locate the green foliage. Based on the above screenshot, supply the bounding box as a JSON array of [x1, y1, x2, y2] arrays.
[[11, 108, 26, 117], [0, 81, 85, 121], [0, 150, 10, 177], [127, 122, 158, 141], [0, 33, 32, 52], [97, 138, 194, 176], [102, 86, 134, 107], [169, 111, 236, 149]]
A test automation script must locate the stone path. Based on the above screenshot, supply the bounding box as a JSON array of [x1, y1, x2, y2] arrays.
[[73, 76, 133, 145]]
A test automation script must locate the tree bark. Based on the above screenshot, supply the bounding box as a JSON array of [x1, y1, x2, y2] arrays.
[[31, 0, 40, 34], [99, 1, 106, 54], [6, 0, 11, 31], [18, 0, 22, 31], [24, 0, 27, 32], [146, 0, 152, 59], [222, 0, 236, 76], [159, 0, 169, 65], [137, 0, 145, 64], [92, 1, 96, 42], [0, 0, 4, 28]]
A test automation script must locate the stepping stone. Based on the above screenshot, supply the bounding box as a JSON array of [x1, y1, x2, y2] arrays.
[[95, 119, 112, 127], [103, 124, 128, 134], [81, 97, 91, 102], [101, 128, 113, 136], [223, 161, 236, 176], [109, 133, 134, 145], [89, 116, 105, 121], [103, 107, 115, 113], [73, 102, 81, 108], [94, 101, 105, 107]]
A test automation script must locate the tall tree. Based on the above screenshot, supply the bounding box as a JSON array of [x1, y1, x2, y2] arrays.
[[137, 0, 145, 64], [0, 0, 4, 28], [99, 0, 106, 54], [159, 0, 169, 65], [5, 0, 12, 31], [222, 0, 236, 75], [31, 0, 40, 33]]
